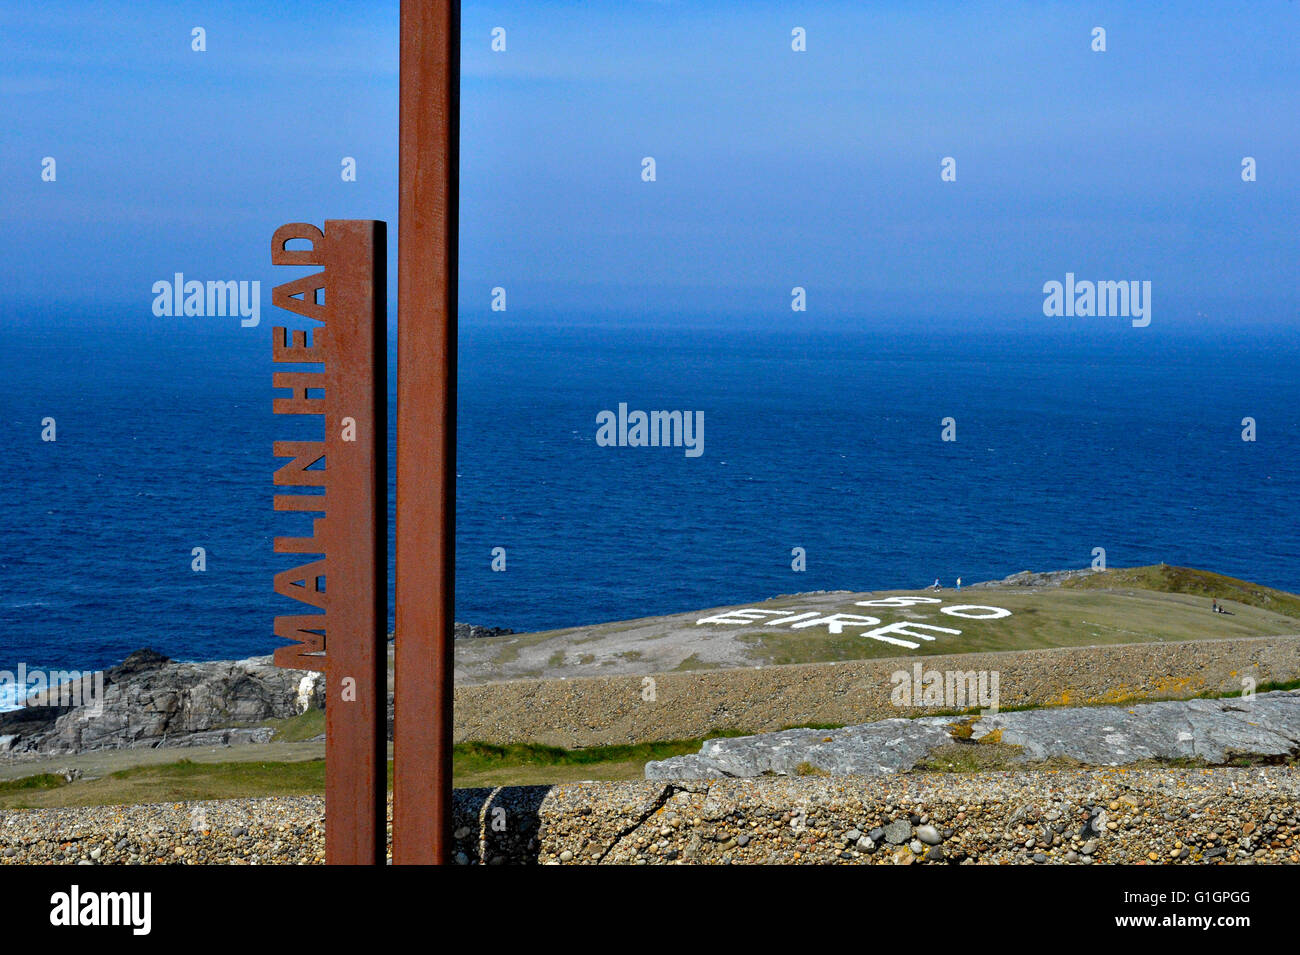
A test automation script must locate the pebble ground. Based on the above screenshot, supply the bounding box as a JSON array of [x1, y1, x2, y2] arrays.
[[1, 767, 1296, 864]]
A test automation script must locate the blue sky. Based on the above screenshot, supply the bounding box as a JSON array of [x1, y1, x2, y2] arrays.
[[1, 0, 1297, 328]]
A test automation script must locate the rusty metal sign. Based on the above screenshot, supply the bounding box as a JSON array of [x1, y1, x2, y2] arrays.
[[271, 219, 387, 866], [394, 0, 459, 866], [265, 0, 458, 867]]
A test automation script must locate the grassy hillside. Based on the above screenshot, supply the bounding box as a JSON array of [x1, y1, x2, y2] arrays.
[[734, 587, 1298, 667], [455, 566, 1300, 680], [1062, 565, 1300, 619]]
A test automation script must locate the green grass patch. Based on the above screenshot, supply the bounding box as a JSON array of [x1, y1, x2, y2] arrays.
[[1063, 565, 1300, 620], [672, 654, 723, 672], [731, 572, 1300, 668], [451, 729, 750, 775], [0, 773, 69, 794], [105, 757, 329, 783], [264, 708, 326, 742], [0, 758, 338, 809]]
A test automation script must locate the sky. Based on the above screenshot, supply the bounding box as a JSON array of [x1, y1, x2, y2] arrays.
[[0, 0, 1297, 329]]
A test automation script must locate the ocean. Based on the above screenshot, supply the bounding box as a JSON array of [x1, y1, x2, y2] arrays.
[[1, 315, 1297, 689]]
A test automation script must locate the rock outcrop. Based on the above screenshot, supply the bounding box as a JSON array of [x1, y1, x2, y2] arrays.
[[645, 690, 1300, 779], [966, 569, 1099, 589], [453, 623, 515, 640], [0, 649, 324, 756], [1, 618, 510, 756]]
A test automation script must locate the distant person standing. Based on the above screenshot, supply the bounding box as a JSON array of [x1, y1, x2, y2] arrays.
[[1212, 599, 1218, 613], [931, 578, 941, 591], [956, 576, 962, 591]]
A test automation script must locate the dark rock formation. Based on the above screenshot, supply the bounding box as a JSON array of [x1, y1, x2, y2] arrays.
[[454, 623, 514, 640], [0, 650, 325, 756]]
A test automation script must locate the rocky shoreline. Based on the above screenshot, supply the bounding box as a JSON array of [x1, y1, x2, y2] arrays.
[[0, 621, 516, 759], [0, 650, 323, 758]]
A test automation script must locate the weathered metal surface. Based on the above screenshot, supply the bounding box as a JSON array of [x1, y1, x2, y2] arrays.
[[394, 0, 459, 865], [272, 220, 387, 865]]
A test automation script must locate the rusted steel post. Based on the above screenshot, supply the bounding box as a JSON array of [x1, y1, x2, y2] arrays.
[[322, 220, 388, 865], [271, 220, 387, 866], [395, 0, 459, 865]]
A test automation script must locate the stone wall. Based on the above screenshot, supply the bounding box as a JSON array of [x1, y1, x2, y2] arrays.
[[6, 769, 1296, 864], [457, 768, 1300, 865]]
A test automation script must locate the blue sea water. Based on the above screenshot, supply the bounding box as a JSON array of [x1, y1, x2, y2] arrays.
[[1, 315, 1297, 682]]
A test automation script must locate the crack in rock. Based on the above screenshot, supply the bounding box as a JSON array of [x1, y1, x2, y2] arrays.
[[594, 783, 689, 863]]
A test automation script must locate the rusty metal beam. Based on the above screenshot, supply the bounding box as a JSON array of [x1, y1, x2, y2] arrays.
[[322, 220, 388, 866], [272, 220, 387, 865], [395, 0, 459, 865]]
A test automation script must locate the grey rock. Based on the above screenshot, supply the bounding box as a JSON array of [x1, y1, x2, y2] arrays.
[[968, 569, 1100, 590], [453, 623, 515, 641], [973, 692, 1300, 765], [646, 717, 958, 780], [0, 649, 326, 756], [645, 753, 737, 781], [884, 819, 912, 844], [917, 824, 942, 845], [646, 691, 1300, 780]]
